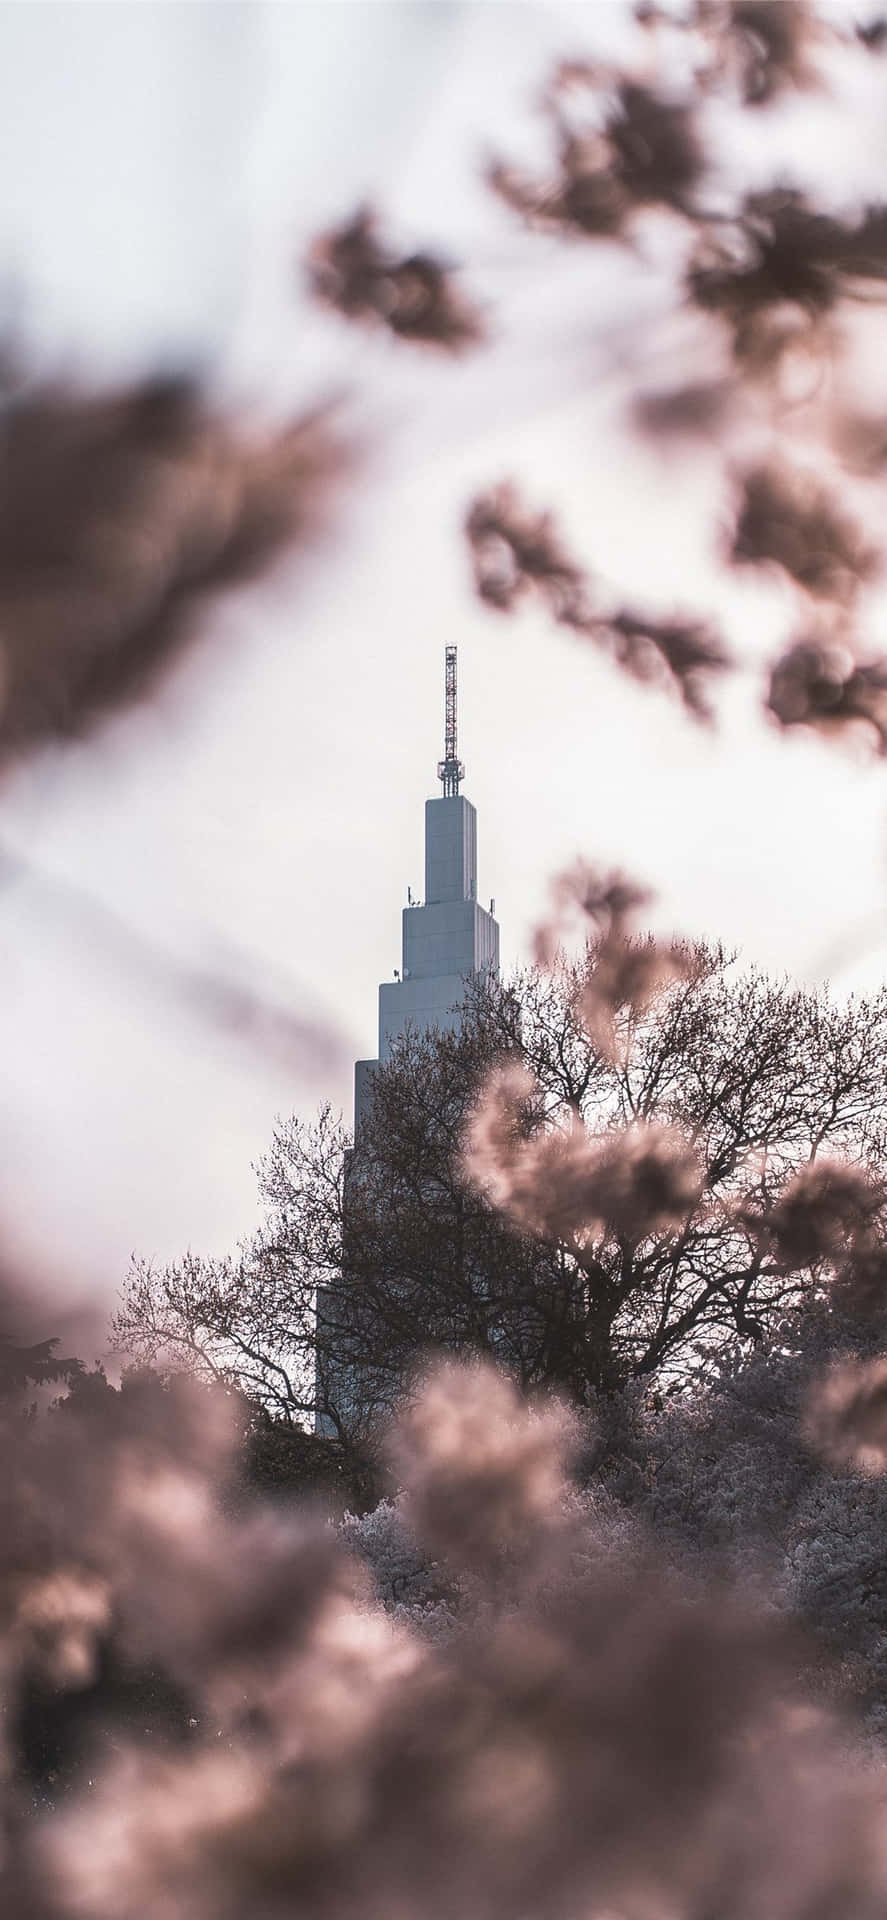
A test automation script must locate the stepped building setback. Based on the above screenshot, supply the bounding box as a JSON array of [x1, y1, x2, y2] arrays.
[[316, 648, 499, 1436], [353, 645, 500, 1130]]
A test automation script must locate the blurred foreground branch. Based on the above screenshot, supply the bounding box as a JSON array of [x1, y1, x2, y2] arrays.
[[0, 371, 345, 762]]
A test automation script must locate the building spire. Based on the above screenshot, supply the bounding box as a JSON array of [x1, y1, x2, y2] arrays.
[[437, 645, 465, 797]]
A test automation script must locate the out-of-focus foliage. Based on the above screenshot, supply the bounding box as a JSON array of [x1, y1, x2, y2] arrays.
[[465, 485, 730, 719], [569, 1295, 887, 1738], [0, 1333, 83, 1405], [115, 938, 887, 1446], [766, 637, 887, 753], [455, 10, 887, 733], [295, 7, 887, 734], [0, 370, 343, 761], [306, 207, 483, 350], [487, 69, 704, 235], [6, 1319, 887, 1920]]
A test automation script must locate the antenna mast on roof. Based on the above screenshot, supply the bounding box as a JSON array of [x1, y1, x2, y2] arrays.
[[437, 645, 465, 796]]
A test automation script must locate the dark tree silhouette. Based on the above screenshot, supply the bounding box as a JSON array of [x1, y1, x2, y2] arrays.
[[0, 1333, 83, 1405], [114, 941, 887, 1441]]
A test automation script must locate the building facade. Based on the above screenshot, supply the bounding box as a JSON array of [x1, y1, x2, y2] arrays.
[[316, 648, 500, 1435], [354, 784, 500, 1130]]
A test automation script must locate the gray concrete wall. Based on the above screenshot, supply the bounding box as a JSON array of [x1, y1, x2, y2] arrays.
[[354, 1057, 378, 1133], [351, 789, 499, 1129], [323, 779, 501, 1435], [425, 795, 476, 904], [403, 899, 479, 981], [379, 972, 468, 1056]]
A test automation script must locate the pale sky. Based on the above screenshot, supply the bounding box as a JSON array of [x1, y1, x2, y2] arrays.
[[2, 1, 887, 1342]]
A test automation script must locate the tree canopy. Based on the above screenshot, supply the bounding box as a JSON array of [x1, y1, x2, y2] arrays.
[[113, 938, 887, 1443]]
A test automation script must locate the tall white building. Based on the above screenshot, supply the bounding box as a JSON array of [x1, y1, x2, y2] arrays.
[[316, 649, 500, 1436], [353, 646, 500, 1129]]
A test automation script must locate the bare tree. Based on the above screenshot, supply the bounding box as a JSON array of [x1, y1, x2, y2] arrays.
[[113, 941, 887, 1439], [113, 1102, 347, 1431]]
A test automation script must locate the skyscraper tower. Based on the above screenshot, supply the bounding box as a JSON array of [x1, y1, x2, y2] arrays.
[[316, 650, 501, 1436], [353, 647, 500, 1129]]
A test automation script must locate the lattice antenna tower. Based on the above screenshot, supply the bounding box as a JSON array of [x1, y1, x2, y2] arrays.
[[437, 645, 465, 796]]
